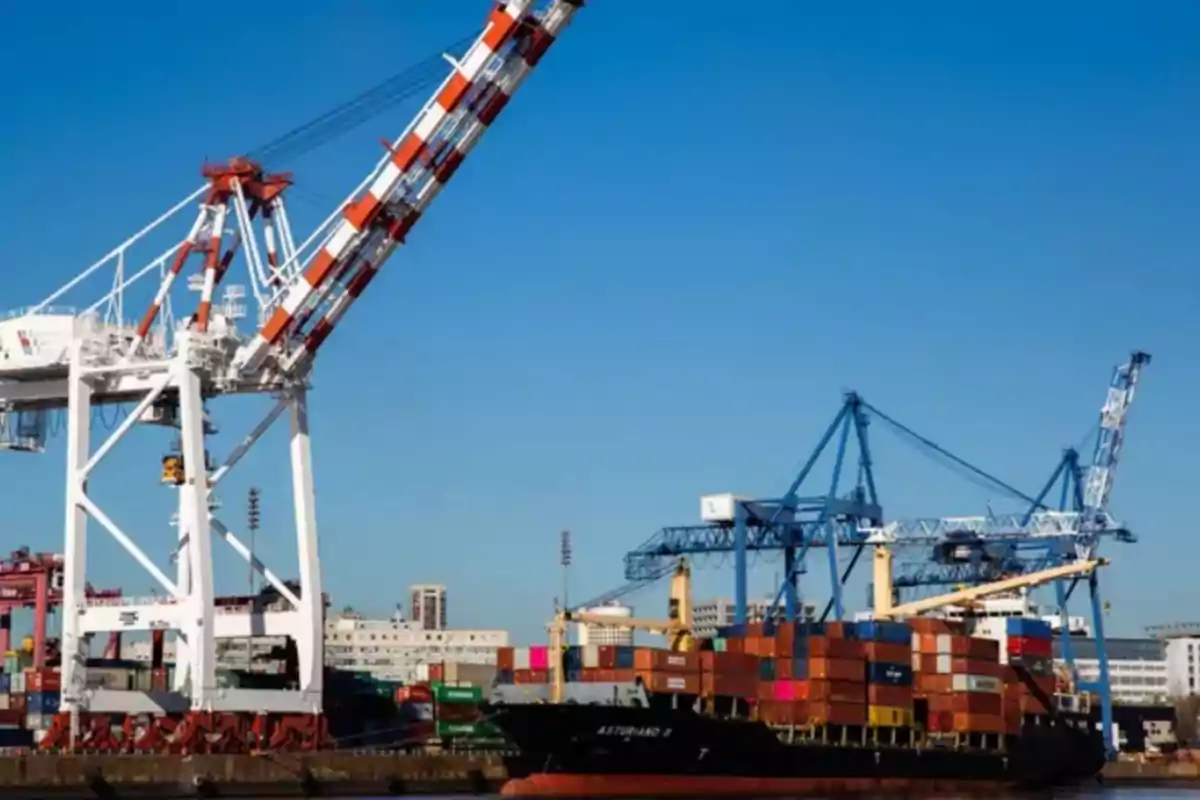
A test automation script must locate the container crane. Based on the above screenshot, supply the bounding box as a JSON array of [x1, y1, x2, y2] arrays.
[[0, 0, 584, 750]]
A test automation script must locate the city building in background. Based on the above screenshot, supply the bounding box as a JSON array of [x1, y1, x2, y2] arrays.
[[410, 583, 448, 631], [1053, 637, 1168, 706], [692, 597, 810, 639], [324, 608, 506, 683], [575, 601, 634, 646], [1147, 622, 1200, 698]]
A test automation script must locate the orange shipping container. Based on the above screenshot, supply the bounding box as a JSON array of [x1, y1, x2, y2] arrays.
[[808, 658, 864, 682], [497, 647, 515, 671], [758, 699, 807, 725], [953, 712, 1004, 734], [613, 669, 636, 683], [774, 659, 795, 680], [638, 670, 701, 695]]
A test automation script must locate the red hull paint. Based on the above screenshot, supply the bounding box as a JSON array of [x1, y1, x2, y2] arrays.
[[501, 773, 1009, 797]]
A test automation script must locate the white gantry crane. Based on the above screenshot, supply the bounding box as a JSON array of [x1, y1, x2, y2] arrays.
[[0, 0, 582, 724]]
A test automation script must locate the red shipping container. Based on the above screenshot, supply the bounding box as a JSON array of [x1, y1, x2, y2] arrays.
[[810, 680, 866, 704], [953, 712, 1004, 734], [702, 672, 756, 698], [428, 663, 445, 682], [596, 646, 618, 669], [513, 669, 549, 684], [634, 649, 699, 673], [950, 658, 1001, 679], [951, 692, 1002, 716], [808, 658, 864, 682], [596, 669, 616, 683], [867, 684, 912, 707], [724, 637, 744, 654], [927, 710, 955, 733], [916, 674, 952, 695], [759, 699, 807, 725], [863, 642, 910, 663], [824, 622, 852, 639], [580, 668, 600, 683], [967, 637, 1000, 661], [805, 637, 864, 660], [497, 648, 515, 671], [639, 671, 701, 694], [1007, 636, 1052, 658], [774, 659, 795, 680], [699, 651, 759, 675], [927, 694, 954, 713], [26, 669, 60, 693], [909, 618, 965, 636], [809, 701, 867, 726]]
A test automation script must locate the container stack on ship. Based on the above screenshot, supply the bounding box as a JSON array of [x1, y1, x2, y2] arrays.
[[488, 617, 1107, 797]]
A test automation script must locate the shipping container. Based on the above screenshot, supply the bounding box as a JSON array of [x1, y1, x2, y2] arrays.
[[863, 641, 910, 663], [809, 701, 867, 726], [950, 692, 1002, 716], [434, 684, 483, 704], [497, 647, 515, 671], [24, 669, 59, 694], [701, 671, 756, 699], [792, 637, 863, 660], [757, 659, 776, 681], [529, 646, 550, 671], [807, 658, 863, 682], [951, 674, 1002, 694], [26, 692, 59, 715], [866, 683, 912, 707], [866, 662, 912, 686], [638, 671, 700, 695], [952, 711, 1004, 734], [1005, 618, 1052, 639], [512, 669, 549, 684], [1007, 636, 1052, 659], [582, 645, 600, 669], [867, 705, 913, 727], [698, 651, 758, 675], [809, 680, 867, 704], [513, 648, 531, 670], [854, 621, 912, 645]]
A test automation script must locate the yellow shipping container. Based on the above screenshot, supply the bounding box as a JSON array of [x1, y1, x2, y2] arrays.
[[867, 705, 913, 727]]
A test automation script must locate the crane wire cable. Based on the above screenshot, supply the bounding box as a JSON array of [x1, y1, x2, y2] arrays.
[[245, 34, 477, 168]]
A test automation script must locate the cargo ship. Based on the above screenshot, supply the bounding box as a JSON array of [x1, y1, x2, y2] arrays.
[[485, 615, 1108, 797], [489, 698, 1105, 797]]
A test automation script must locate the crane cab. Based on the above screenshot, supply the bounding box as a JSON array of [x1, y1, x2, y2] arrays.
[[161, 454, 185, 485]]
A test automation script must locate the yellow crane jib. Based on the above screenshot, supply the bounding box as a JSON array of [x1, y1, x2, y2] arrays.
[[548, 557, 694, 703]]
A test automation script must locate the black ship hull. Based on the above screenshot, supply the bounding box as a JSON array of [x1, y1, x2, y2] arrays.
[[487, 702, 1106, 797]]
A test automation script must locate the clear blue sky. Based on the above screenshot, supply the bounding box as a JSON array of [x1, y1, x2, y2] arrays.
[[1, 1, 1197, 645]]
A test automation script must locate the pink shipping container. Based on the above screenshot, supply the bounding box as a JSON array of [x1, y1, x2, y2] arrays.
[[773, 680, 802, 701], [529, 646, 550, 670]]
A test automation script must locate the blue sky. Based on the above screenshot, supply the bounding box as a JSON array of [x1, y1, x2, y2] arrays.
[[1, 1, 1197, 645]]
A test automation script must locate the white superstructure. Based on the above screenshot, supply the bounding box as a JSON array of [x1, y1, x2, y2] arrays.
[[575, 602, 634, 646]]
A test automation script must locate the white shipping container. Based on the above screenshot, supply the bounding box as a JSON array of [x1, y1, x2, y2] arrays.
[[583, 645, 600, 669], [443, 663, 497, 686], [935, 634, 951, 654], [952, 674, 1002, 694], [513, 648, 531, 670], [912, 654, 920, 672], [414, 664, 431, 682], [9, 674, 24, 694], [0, 694, 9, 711], [935, 654, 952, 674], [25, 713, 48, 732], [700, 493, 749, 523], [911, 633, 921, 652]]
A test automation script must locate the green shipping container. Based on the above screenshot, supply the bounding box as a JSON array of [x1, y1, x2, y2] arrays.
[[436, 720, 500, 739], [433, 684, 483, 704]]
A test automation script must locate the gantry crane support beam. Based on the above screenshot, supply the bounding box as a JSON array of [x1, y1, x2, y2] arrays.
[[874, 558, 1108, 619]]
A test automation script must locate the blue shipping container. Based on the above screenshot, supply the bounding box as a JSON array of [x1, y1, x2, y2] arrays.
[[791, 659, 809, 680], [854, 620, 912, 645], [562, 647, 582, 668], [1006, 617, 1052, 639], [495, 669, 514, 685], [0, 674, 10, 693], [613, 646, 635, 670], [717, 624, 747, 639], [28, 691, 59, 714], [565, 669, 582, 683], [866, 662, 913, 686]]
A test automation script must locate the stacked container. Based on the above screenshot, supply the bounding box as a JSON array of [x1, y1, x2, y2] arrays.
[[1002, 618, 1057, 729], [860, 621, 914, 727], [910, 618, 1007, 735]]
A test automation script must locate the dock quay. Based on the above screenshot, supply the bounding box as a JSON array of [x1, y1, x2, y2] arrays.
[[0, 752, 505, 798]]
